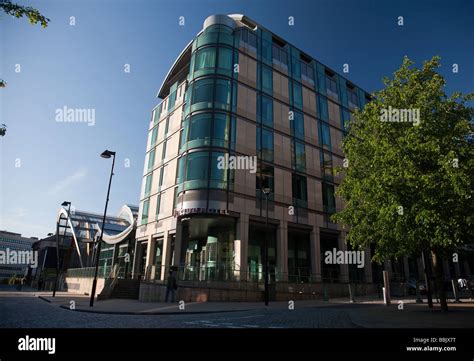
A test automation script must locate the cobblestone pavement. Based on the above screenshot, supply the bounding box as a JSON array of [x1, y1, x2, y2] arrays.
[[2, 290, 473, 328], [0, 292, 357, 328]]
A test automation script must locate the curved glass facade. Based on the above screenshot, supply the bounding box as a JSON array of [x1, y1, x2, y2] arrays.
[[177, 22, 239, 195]]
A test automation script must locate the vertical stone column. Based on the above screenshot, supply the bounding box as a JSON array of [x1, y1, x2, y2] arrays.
[[364, 246, 373, 283], [310, 227, 321, 282], [277, 221, 288, 282], [161, 230, 172, 281], [172, 221, 183, 268], [338, 231, 349, 282], [145, 235, 156, 281], [235, 214, 249, 281]]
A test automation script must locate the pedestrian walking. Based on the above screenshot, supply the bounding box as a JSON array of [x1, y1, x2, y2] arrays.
[[165, 269, 177, 302]]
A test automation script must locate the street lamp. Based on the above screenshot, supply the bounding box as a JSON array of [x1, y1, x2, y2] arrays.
[[90, 150, 116, 307], [53, 201, 71, 297], [262, 187, 271, 306]]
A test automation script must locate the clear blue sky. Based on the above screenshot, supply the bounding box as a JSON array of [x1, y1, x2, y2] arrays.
[[1, 0, 473, 238]]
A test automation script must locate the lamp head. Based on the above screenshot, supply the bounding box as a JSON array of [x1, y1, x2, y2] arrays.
[[100, 150, 116, 159]]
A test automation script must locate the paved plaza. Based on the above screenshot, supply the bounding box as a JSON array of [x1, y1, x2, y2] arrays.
[[1, 287, 473, 329]]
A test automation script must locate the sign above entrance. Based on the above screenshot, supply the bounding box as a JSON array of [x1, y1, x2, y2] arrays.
[[173, 208, 230, 217]]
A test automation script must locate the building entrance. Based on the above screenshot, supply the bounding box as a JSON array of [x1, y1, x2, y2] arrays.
[[181, 216, 236, 281]]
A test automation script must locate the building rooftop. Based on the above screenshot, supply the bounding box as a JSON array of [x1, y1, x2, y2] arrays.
[[157, 14, 371, 100]]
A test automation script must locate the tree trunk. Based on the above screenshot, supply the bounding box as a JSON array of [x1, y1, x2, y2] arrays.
[[432, 250, 448, 312], [421, 250, 433, 308]]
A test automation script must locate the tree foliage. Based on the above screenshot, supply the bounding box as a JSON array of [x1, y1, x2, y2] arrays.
[[332, 56, 474, 263], [0, 0, 50, 28]]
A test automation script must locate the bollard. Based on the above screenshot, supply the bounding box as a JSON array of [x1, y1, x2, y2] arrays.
[[451, 279, 460, 303], [383, 271, 391, 305], [323, 285, 329, 301], [415, 279, 423, 303], [348, 283, 355, 303], [467, 279, 473, 301]]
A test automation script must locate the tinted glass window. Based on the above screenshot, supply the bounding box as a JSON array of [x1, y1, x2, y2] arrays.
[[150, 126, 158, 145], [147, 149, 155, 171], [161, 140, 167, 159], [215, 79, 231, 105], [218, 47, 233, 70], [256, 164, 274, 192], [261, 65, 273, 95], [189, 114, 212, 142], [186, 152, 209, 181], [295, 141, 306, 171], [318, 96, 329, 120], [260, 94, 273, 126], [192, 78, 214, 105], [292, 174, 307, 201], [213, 113, 230, 143], [195, 47, 216, 70], [257, 127, 274, 162], [292, 111, 305, 139], [141, 199, 149, 224], [144, 174, 152, 196], [321, 123, 331, 147], [210, 152, 227, 186], [177, 156, 185, 183], [323, 183, 336, 212], [155, 194, 161, 218], [293, 82, 303, 109]]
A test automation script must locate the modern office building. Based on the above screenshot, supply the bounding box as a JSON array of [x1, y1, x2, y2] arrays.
[[135, 14, 473, 296], [134, 14, 374, 288], [0, 230, 37, 281]]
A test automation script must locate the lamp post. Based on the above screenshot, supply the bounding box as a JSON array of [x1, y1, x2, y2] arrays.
[[90, 150, 116, 307], [262, 187, 271, 306], [53, 201, 71, 297], [41, 233, 53, 291]]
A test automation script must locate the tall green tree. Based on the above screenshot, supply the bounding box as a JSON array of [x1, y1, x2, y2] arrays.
[[332, 56, 474, 312]]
